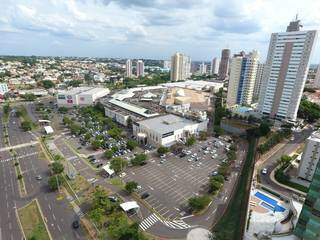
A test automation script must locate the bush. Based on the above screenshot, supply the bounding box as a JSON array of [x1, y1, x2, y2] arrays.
[[131, 154, 147, 166], [48, 175, 64, 191], [186, 136, 196, 146], [104, 150, 114, 159], [125, 181, 138, 194], [17, 174, 23, 180], [21, 121, 32, 131], [157, 146, 168, 156], [51, 162, 64, 174], [126, 140, 138, 151], [188, 195, 211, 212], [110, 157, 127, 174]]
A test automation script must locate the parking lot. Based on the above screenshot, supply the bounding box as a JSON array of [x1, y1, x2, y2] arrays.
[[122, 137, 230, 220]]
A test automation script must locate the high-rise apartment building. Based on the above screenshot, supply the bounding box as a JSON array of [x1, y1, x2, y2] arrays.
[[199, 62, 207, 75], [298, 131, 320, 181], [226, 50, 259, 107], [126, 59, 132, 78], [170, 52, 191, 81], [211, 58, 220, 75], [294, 159, 320, 239], [313, 65, 320, 88], [218, 49, 230, 80], [136, 60, 144, 77], [253, 62, 265, 102], [258, 19, 317, 121]]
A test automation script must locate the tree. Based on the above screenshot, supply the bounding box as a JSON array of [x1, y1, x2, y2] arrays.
[[126, 140, 138, 151], [41, 80, 55, 89], [186, 136, 196, 146], [104, 150, 114, 159], [58, 107, 68, 114], [91, 140, 102, 150], [131, 154, 147, 166], [108, 127, 122, 140], [277, 155, 292, 167], [48, 175, 64, 191], [21, 121, 32, 131], [213, 125, 224, 137], [125, 181, 138, 194], [157, 146, 169, 156], [89, 207, 105, 226], [227, 150, 236, 161], [21, 93, 37, 101], [209, 180, 223, 194], [258, 121, 271, 136], [298, 99, 320, 123], [199, 131, 208, 141], [51, 162, 64, 174], [110, 157, 127, 174], [188, 196, 211, 212]]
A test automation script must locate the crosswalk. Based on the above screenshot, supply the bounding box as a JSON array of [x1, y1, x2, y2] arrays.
[[139, 213, 191, 231], [139, 214, 159, 231], [0, 151, 39, 163]]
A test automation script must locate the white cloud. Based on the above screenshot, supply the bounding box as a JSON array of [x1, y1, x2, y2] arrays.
[[0, 0, 319, 62]]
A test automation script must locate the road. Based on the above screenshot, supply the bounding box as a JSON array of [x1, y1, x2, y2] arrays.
[[259, 127, 313, 197], [0, 110, 85, 240]]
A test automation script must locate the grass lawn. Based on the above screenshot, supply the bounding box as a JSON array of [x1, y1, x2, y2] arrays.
[[108, 177, 124, 189], [212, 138, 256, 240], [17, 199, 51, 240]]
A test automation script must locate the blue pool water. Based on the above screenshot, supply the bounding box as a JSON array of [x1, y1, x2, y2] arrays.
[[255, 191, 286, 212]]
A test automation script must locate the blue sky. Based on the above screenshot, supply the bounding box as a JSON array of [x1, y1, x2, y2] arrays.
[[0, 0, 320, 63]]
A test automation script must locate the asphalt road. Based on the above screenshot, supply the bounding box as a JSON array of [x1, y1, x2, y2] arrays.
[[259, 126, 313, 197], [0, 110, 86, 240]]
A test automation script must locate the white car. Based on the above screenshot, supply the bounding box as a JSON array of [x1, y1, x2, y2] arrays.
[[119, 172, 127, 178], [261, 168, 268, 175]]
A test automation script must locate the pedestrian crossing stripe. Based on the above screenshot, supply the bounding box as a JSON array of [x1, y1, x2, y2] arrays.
[[139, 214, 191, 231]]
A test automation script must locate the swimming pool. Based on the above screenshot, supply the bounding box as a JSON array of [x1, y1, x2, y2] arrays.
[[255, 191, 286, 212]]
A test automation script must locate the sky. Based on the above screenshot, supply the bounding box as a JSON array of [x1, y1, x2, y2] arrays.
[[0, 0, 320, 63]]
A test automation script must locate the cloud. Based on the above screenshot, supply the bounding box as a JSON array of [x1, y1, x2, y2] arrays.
[[213, 18, 261, 34]]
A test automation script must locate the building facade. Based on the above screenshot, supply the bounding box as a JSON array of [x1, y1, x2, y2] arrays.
[[126, 59, 132, 78], [258, 19, 317, 121], [226, 50, 259, 107], [136, 60, 144, 77], [218, 49, 231, 80], [298, 131, 320, 181], [313, 65, 320, 88], [211, 58, 220, 75], [170, 52, 191, 81], [294, 159, 320, 239], [0, 83, 9, 95], [199, 62, 207, 75], [253, 62, 265, 102], [57, 87, 110, 107], [133, 114, 208, 147]]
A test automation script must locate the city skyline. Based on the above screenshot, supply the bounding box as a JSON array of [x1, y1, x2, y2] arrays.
[[1, 0, 320, 63]]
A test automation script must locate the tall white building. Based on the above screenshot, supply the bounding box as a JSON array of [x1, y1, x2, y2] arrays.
[[298, 131, 320, 181], [126, 59, 132, 78], [136, 60, 144, 77], [253, 62, 265, 102], [226, 50, 259, 107], [258, 19, 317, 121], [313, 65, 320, 88], [170, 52, 191, 81], [199, 62, 207, 75], [211, 58, 220, 75]]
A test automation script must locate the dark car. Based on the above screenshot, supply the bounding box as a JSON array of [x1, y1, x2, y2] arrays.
[[108, 196, 118, 202], [72, 220, 80, 229], [96, 163, 103, 168], [141, 192, 150, 199]]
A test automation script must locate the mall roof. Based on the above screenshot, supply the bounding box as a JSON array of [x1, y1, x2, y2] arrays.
[[109, 99, 159, 118], [137, 114, 196, 134]]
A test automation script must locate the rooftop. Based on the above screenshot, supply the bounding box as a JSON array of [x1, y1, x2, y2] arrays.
[[137, 114, 196, 134]]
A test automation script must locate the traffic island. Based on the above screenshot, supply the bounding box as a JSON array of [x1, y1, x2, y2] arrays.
[[17, 199, 52, 240]]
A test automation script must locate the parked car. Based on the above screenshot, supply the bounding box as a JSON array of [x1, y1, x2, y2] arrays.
[[72, 220, 80, 229], [108, 196, 118, 202], [141, 192, 150, 199], [261, 168, 268, 175]]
